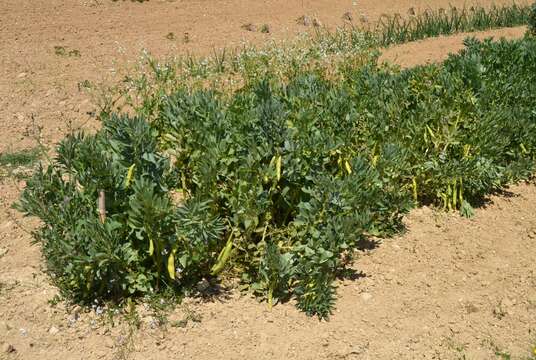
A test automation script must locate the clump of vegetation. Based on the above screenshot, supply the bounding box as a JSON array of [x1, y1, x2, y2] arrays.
[[18, 36, 536, 318], [102, 29, 378, 119], [97, 3, 532, 122], [260, 24, 271, 34], [54, 46, 81, 58], [0, 147, 42, 179], [529, 1, 536, 35], [372, 3, 531, 46]]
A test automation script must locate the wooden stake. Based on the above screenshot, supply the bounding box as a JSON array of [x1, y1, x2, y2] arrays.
[[98, 190, 106, 223]]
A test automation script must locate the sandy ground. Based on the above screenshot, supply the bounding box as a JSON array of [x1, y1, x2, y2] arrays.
[[0, 0, 530, 152], [379, 26, 528, 67], [1, 1, 535, 359]]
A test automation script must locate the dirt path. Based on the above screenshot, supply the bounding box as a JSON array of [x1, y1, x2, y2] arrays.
[[379, 26, 528, 67], [1, 1, 535, 359]]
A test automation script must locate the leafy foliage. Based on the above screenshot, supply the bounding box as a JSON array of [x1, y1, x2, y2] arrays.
[[18, 115, 224, 302], [19, 37, 536, 318], [529, 1, 536, 35]]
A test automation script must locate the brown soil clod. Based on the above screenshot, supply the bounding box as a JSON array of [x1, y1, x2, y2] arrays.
[[241, 23, 257, 32]]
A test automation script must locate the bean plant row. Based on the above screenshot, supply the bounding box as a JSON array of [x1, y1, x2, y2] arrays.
[[18, 33, 536, 318]]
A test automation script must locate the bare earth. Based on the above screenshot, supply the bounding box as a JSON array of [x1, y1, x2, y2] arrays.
[[1, 1, 535, 359]]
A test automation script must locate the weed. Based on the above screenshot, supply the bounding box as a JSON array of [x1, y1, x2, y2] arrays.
[[78, 79, 93, 92], [182, 32, 190, 44], [170, 305, 202, 328], [0, 147, 43, 179], [48, 294, 63, 306], [493, 302, 507, 320], [113, 299, 140, 360], [260, 24, 271, 34], [0, 147, 42, 168], [496, 350, 512, 360], [54, 46, 81, 57]]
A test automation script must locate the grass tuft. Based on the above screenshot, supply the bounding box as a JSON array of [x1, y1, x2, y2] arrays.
[[0, 147, 43, 179]]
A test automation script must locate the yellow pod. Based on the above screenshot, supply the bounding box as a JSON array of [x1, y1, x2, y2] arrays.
[[167, 253, 176, 280]]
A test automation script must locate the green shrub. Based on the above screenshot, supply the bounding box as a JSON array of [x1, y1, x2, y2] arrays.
[[529, 2, 536, 35], [18, 115, 224, 302], [19, 37, 536, 318]]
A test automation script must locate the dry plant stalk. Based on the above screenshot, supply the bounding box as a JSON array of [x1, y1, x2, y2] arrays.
[[98, 190, 106, 223]]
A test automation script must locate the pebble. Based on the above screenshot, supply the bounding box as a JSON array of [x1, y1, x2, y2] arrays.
[[0, 321, 12, 331], [342, 12, 353, 21], [296, 15, 312, 26], [361, 292, 373, 302], [19, 328, 28, 337], [49, 326, 60, 335], [0, 221, 13, 230], [2, 343, 16, 353], [104, 338, 114, 349]]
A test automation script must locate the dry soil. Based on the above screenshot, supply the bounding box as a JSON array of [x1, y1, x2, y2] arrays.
[[0, 1, 535, 359]]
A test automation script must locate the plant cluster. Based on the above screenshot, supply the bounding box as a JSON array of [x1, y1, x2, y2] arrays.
[[19, 37, 536, 318], [0, 147, 42, 179], [99, 3, 532, 123], [529, 1, 536, 35], [371, 4, 531, 46]]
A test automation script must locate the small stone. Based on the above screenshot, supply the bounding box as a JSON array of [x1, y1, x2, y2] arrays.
[[0, 221, 13, 230], [241, 23, 257, 32], [312, 17, 322, 27], [465, 303, 479, 314], [348, 344, 366, 355], [104, 338, 114, 349], [17, 72, 27, 78], [68, 316, 78, 327], [19, 328, 27, 337], [196, 279, 210, 293], [3, 343, 16, 353], [361, 292, 373, 302], [0, 321, 12, 332], [48, 326, 60, 335]]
